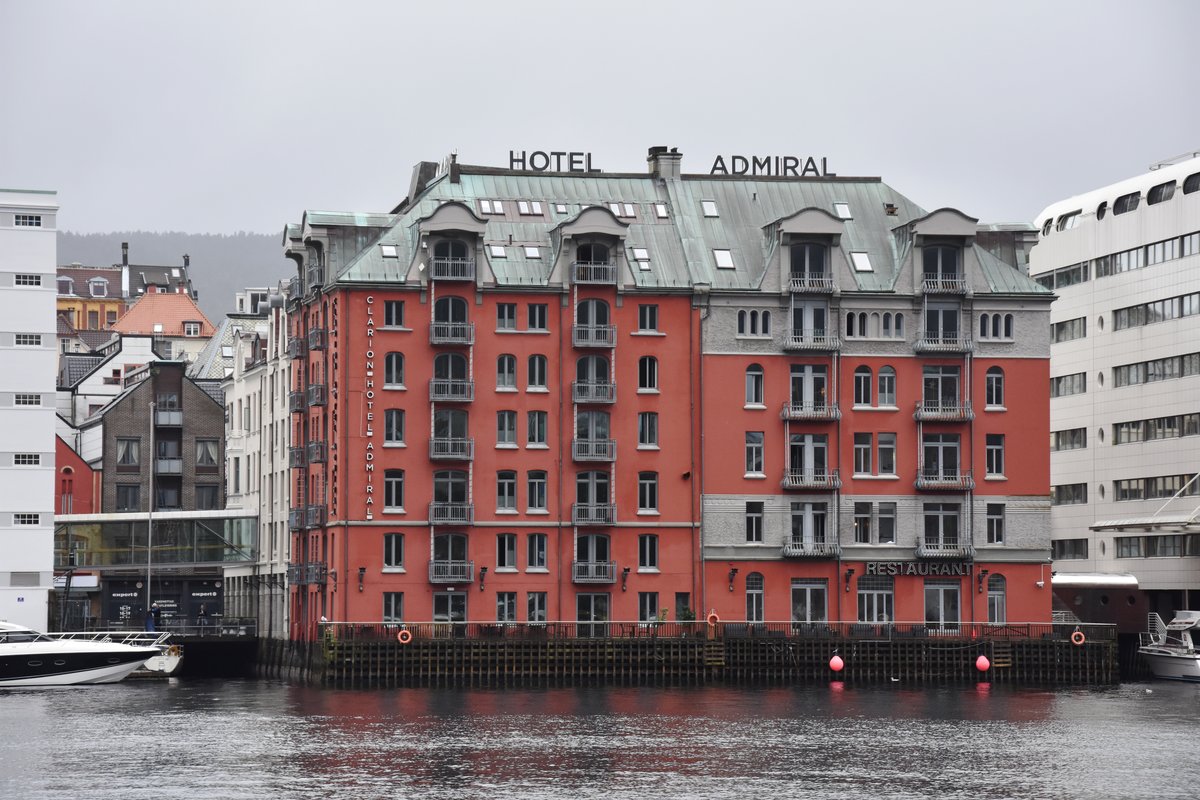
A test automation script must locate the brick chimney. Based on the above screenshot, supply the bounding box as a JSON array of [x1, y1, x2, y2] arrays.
[[647, 146, 683, 180]]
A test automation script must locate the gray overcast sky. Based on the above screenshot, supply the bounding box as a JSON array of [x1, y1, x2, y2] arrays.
[[2, 0, 1196, 234]]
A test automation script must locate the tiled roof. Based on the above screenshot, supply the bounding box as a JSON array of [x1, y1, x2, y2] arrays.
[[79, 330, 118, 350], [193, 378, 226, 405], [111, 292, 217, 337], [56, 266, 124, 299], [58, 354, 106, 389], [57, 314, 78, 336], [188, 315, 268, 380]]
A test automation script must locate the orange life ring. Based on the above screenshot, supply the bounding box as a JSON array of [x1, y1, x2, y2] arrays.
[[397, 629, 413, 645], [1070, 630, 1085, 646], [707, 611, 720, 626]]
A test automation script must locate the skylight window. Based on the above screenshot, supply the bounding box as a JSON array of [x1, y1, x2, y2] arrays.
[[713, 249, 735, 269], [518, 201, 543, 215], [850, 252, 873, 272], [702, 200, 719, 217], [654, 203, 669, 219], [221, 346, 234, 358], [632, 248, 651, 270], [555, 203, 568, 214], [479, 199, 505, 214], [833, 202, 852, 219], [609, 202, 636, 218], [380, 244, 398, 258], [524, 246, 541, 259], [489, 245, 507, 258]]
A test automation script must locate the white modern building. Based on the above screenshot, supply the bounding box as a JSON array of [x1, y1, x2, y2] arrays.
[[1031, 155, 1200, 624], [220, 285, 293, 639], [0, 189, 59, 629]]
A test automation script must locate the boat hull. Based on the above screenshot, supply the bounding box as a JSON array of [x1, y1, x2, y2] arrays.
[[1138, 648, 1200, 682], [0, 648, 158, 687]]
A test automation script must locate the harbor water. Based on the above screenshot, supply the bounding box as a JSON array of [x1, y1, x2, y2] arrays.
[[1, 679, 1197, 799]]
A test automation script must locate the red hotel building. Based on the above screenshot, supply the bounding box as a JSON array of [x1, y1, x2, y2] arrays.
[[283, 148, 1053, 640]]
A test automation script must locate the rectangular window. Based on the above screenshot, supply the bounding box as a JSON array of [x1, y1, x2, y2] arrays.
[[14, 214, 42, 227], [853, 433, 872, 474], [497, 533, 517, 569], [479, 199, 504, 214], [701, 200, 719, 217], [383, 593, 404, 623], [1050, 372, 1086, 398], [497, 411, 516, 446], [14, 393, 41, 406], [527, 355, 547, 389], [527, 533, 547, 569], [638, 412, 659, 448], [497, 303, 516, 330], [746, 501, 764, 543], [13, 453, 40, 466], [524, 246, 540, 259], [527, 592, 548, 622], [654, 203, 669, 219], [1051, 538, 1089, 559], [195, 485, 220, 510], [116, 484, 141, 512], [854, 502, 872, 544], [638, 304, 659, 332], [15, 274, 41, 286], [638, 592, 659, 622], [638, 472, 658, 512], [497, 592, 518, 622], [1051, 317, 1087, 343], [713, 249, 735, 269], [384, 470, 404, 509], [985, 434, 1005, 476], [183, 321, 201, 337], [609, 202, 637, 218], [1051, 428, 1087, 451], [116, 437, 140, 467], [14, 334, 41, 347], [527, 471, 547, 511], [639, 534, 659, 569], [497, 472, 517, 511], [877, 433, 897, 475], [877, 502, 896, 544], [13, 513, 41, 525], [384, 300, 404, 327], [1051, 483, 1088, 505], [528, 304, 548, 330], [196, 439, 219, 468], [517, 200, 543, 216], [639, 357, 658, 390], [384, 533, 404, 568], [631, 248, 651, 270], [986, 504, 1005, 545], [527, 411, 547, 446], [745, 432, 764, 475]]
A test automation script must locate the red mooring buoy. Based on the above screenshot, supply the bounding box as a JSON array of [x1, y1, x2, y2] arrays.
[[976, 654, 990, 672], [829, 654, 845, 672]]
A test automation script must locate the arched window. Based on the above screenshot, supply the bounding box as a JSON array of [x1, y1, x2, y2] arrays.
[[846, 312, 856, 337], [749, 311, 759, 335], [746, 572, 765, 622], [790, 243, 827, 277], [738, 310, 747, 334], [638, 356, 658, 390], [761, 311, 771, 335], [878, 366, 896, 406], [883, 313, 893, 338], [854, 366, 873, 406], [385, 352, 404, 386], [894, 313, 904, 337], [497, 354, 517, 389], [987, 574, 1007, 624], [745, 364, 764, 405], [577, 298, 610, 326], [433, 239, 469, 260], [434, 295, 468, 323], [857, 313, 867, 337], [980, 314, 990, 338], [992, 314, 1002, 339], [870, 312, 881, 338], [985, 367, 1004, 408], [1004, 314, 1014, 339], [577, 242, 610, 264], [528, 354, 548, 389]]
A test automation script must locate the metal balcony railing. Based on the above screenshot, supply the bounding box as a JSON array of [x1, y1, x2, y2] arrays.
[[781, 468, 841, 491], [571, 261, 617, 284], [286, 338, 304, 360], [429, 437, 474, 461], [154, 409, 182, 427], [914, 333, 974, 353], [288, 508, 305, 530], [783, 330, 840, 351], [428, 560, 474, 583], [306, 266, 323, 291], [429, 257, 476, 281], [572, 560, 617, 583], [914, 469, 975, 491], [782, 540, 842, 558], [306, 383, 327, 407], [916, 540, 976, 559], [572, 503, 616, 526], [428, 379, 475, 402], [288, 390, 306, 413], [921, 274, 968, 294], [288, 447, 306, 468], [788, 273, 836, 293], [307, 328, 327, 351], [780, 400, 841, 421], [287, 276, 301, 301], [429, 502, 474, 525], [303, 561, 328, 585], [155, 457, 183, 475], [305, 504, 327, 528], [306, 441, 327, 464], [429, 321, 475, 345], [285, 562, 302, 583], [572, 380, 616, 404], [572, 439, 616, 462], [572, 324, 617, 348], [913, 401, 975, 421]]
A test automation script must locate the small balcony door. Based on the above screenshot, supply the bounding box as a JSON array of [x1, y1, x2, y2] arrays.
[[576, 592, 610, 637], [433, 591, 467, 623], [790, 364, 828, 407], [789, 434, 828, 475]]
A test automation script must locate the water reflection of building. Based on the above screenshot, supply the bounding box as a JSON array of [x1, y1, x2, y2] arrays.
[[281, 146, 1054, 641], [1030, 155, 1200, 629]]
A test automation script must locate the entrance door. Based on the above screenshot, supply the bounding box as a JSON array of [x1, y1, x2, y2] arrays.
[[924, 580, 960, 631], [576, 593, 610, 638], [433, 592, 467, 630]]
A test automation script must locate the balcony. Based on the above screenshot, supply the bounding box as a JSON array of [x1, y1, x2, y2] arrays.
[[306, 441, 327, 464], [155, 457, 183, 475], [783, 329, 840, 352], [303, 561, 328, 585], [288, 508, 305, 530], [915, 469, 975, 491], [429, 502, 474, 525], [572, 560, 617, 584], [429, 560, 475, 583], [572, 261, 617, 284], [306, 266, 323, 292], [914, 332, 973, 353], [288, 447, 306, 468], [286, 338, 305, 360], [572, 324, 617, 348], [916, 540, 976, 559], [572, 503, 616, 526], [307, 327, 327, 351], [429, 437, 475, 461], [921, 274, 968, 295], [288, 390, 306, 413], [781, 468, 841, 491], [782, 540, 843, 559], [428, 379, 475, 402], [780, 400, 841, 421], [154, 409, 182, 427], [306, 383, 327, 407], [429, 321, 476, 345], [306, 504, 327, 528], [429, 257, 476, 281], [572, 380, 616, 404], [913, 401, 975, 422], [287, 276, 301, 301], [286, 562, 303, 583], [788, 273, 836, 293], [572, 439, 616, 462]]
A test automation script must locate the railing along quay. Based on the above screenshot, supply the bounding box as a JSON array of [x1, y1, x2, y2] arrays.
[[316, 620, 1117, 688]]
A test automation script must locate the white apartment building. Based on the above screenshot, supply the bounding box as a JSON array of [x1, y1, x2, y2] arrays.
[[0, 189, 59, 629], [221, 287, 292, 639], [1031, 155, 1200, 622]]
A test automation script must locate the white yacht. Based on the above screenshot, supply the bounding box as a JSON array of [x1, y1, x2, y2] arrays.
[[0, 621, 162, 687], [1138, 611, 1200, 682]]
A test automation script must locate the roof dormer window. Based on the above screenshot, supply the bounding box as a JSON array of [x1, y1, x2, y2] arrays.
[[184, 321, 201, 337], [654, 203, 669, 219], [89, 278, 108, 297], [524, 246, 541, 259], [632, 248, 651, 271], [57, 276, 73, 294], [608, 203, 636, 218], [479, 199, 504, 215], [488, 245, 507, 258], [518, 201, 543, 215]]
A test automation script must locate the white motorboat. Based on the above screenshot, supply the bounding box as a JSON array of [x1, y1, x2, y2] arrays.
[[48, 629, 184, 677], [1138, 611, 1200, 682], [0, 621, 162, 687]]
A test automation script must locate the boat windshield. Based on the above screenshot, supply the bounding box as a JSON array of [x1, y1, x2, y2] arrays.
[[0, 630, 51, 644]]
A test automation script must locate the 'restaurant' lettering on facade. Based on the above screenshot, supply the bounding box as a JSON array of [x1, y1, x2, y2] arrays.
[[864, 561, 971, 576]]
